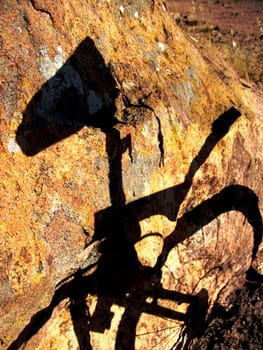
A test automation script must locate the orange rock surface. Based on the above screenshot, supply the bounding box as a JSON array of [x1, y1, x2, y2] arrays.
[[0, 0, 262, 349]]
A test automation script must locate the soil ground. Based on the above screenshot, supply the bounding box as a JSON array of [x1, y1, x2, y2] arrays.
[[167, 0, 263, 88]]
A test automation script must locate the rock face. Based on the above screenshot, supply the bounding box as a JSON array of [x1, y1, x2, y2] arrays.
[[190, 281, 263, 349], [0, 0, 262, 349]]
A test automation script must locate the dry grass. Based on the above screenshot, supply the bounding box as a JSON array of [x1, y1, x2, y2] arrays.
[[168, 1, 263, 88]]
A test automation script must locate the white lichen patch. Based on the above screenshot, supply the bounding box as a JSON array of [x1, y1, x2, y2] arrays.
[[122, 81, 136, 90], [119, 5, 124, 14], [54, 46, 64, 70], [158, 42, 165, 52], [38, 45, 65, 79], [7, 138, 20, 153]]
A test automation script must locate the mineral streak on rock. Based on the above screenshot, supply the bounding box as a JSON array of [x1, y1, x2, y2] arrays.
[[0, 0, 262, 349]]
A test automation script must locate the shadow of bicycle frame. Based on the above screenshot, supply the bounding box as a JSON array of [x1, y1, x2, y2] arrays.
[[9, 36, 262, 350]]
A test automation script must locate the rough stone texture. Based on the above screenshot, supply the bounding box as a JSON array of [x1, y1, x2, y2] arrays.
[[190, 281, 263, 350], [0, 0, 262, 349]]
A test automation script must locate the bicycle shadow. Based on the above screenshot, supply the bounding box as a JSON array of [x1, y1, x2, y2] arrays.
[[10, 37, 263, 350], [16, 37, 120, 156], [90, 108, 262, 349]]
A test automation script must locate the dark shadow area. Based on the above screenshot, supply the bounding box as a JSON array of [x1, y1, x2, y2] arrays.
[[10, 35, 263, 350], [92, 185, 262, 350], [16, 37, 120, 156], [189, 281, 263, 349], [6, 269, 197, 350]]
